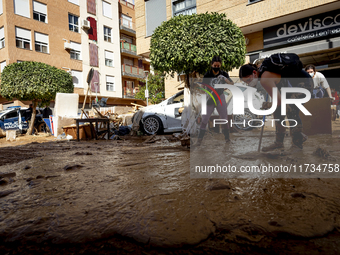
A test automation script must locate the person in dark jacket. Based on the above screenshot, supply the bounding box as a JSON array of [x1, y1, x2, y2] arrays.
[[195, 56, 234, 146], [239, 54, 313, 153]]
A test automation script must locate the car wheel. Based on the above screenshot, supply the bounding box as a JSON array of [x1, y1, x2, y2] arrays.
[[142, 115, 163, 135], [233, 109, 259, 131]]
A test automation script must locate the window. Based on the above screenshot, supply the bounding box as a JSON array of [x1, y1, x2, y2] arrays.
[[248, 0, 262, 3], [0, 61, 6, 73], [68, 0, 79, 5], [69, 14, 79, 33], [145, 0, 166, 37], [172, 92, 184, 104], [102, 1, 112, 19], [105, 50, 114, 67], [0, 27, 4, 49], [70, 41, 81, 60], [104, 26, 111, 42], [106, 75, 115, 91], [33, 1, 47, 23], [34, 32, 48, 53], [71, 70, 83, 88], [121, 14, 132, 29], [0, 0, 3, 15], [14, 0, 30, 18], [70, 50, 80, 60], [15, 27, 31, 50], [173, 0, 196, 16]]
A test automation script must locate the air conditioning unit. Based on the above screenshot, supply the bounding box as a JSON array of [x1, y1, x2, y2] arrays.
[[82, 20, 90, 29], [64, 42, 72, 50]]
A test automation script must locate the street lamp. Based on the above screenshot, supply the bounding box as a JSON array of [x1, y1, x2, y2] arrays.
[[144, 71, 149, 106]]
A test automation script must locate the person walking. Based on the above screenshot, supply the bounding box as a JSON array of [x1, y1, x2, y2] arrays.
[[239, 53, 313, 153]]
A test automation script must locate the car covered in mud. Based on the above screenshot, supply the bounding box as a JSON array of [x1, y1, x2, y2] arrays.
[[133, 84, 266, 135], [0, 106, 46, 137]]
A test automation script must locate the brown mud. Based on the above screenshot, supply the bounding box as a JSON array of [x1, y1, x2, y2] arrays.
[[0, 120, 340, 254]]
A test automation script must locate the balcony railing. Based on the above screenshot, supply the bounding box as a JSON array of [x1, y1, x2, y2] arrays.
[[120, 41, 137, 54], [119, 0, 134, 9], [120, 18, 135, 32], [122, 64, 144, 78]]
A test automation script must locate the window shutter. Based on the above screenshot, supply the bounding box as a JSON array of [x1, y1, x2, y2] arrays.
[[87, 17, 97, 41], [33, 1, 47, 14], [15, 27, 31, 40], [0, 27, 4, 39], [102, 1, 112, 19], [34, 32, 48, 44], [89, 43, 98, 67], [91, 70, 100, 92], [14, 0, 30, 18], [87, 0, 96, 15]]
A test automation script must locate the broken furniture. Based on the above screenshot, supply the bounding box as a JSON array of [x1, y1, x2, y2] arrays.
[[75, 118, 111, 141]]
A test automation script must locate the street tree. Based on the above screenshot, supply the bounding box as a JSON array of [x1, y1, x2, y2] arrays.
[[150, 12, 246, 86], [0, 61, 73, 135], [135, 72, 165, 105]]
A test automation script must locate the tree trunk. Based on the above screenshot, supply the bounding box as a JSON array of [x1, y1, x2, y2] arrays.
[[26, 100, 37, 136], [185, 73, 190, 88]]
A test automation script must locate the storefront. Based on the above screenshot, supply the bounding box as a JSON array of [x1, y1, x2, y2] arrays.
[[248, 8, 340, 91]]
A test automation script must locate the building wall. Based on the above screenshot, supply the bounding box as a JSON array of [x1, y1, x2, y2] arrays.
[[136, 0, 340, 98], [0, 0, 82, 71], [80, 0, 122, 98]]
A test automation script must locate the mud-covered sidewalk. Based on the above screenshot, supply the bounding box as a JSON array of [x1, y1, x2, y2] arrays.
[[0, 121, 340, 254]]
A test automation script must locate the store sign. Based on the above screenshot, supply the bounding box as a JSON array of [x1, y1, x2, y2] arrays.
[[263, 9, 340, 48]]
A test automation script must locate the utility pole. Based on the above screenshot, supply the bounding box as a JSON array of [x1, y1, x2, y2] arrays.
[[144, 71, 149, 106]]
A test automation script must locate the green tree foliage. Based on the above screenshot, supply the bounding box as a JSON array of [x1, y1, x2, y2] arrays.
[[0, 61, 73, 134], [150, 12, 246, 85], [135, 72, 165, 105]]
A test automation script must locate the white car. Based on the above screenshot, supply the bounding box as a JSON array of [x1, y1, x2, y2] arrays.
[[135, 84, 265, 135], [137, 90, 184, 135]]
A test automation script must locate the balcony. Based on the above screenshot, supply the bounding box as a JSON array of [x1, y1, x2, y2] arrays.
[[120, 18, 135, 36], [121, 64, 145, 79], [120, 41, 137, 57], [119, 0, 134, 9]]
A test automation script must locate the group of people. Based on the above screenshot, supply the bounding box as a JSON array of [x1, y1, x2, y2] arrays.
[[196, 53, 337, 153]]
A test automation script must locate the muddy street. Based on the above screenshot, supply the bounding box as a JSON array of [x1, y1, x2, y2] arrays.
[[0, 124, 340, 254]]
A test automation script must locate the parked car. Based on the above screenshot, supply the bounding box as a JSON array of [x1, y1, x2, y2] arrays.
[[0, 106, 47, 137], [133, 90, 184, 135], [133, 84, 265, 135]]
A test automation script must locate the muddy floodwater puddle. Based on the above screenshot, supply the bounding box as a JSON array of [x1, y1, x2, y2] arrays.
[[0, 129, 340, 253]]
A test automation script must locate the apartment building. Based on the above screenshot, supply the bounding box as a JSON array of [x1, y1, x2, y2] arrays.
[[0, 0, 147, 109], [78, 0, 122, 101], [0, 0, 82, 95], [118, 0, 150, 99], [135, 0, 340, 98]]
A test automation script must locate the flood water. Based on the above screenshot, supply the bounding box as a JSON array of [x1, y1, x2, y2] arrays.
[[0, 128, 340, 254]]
